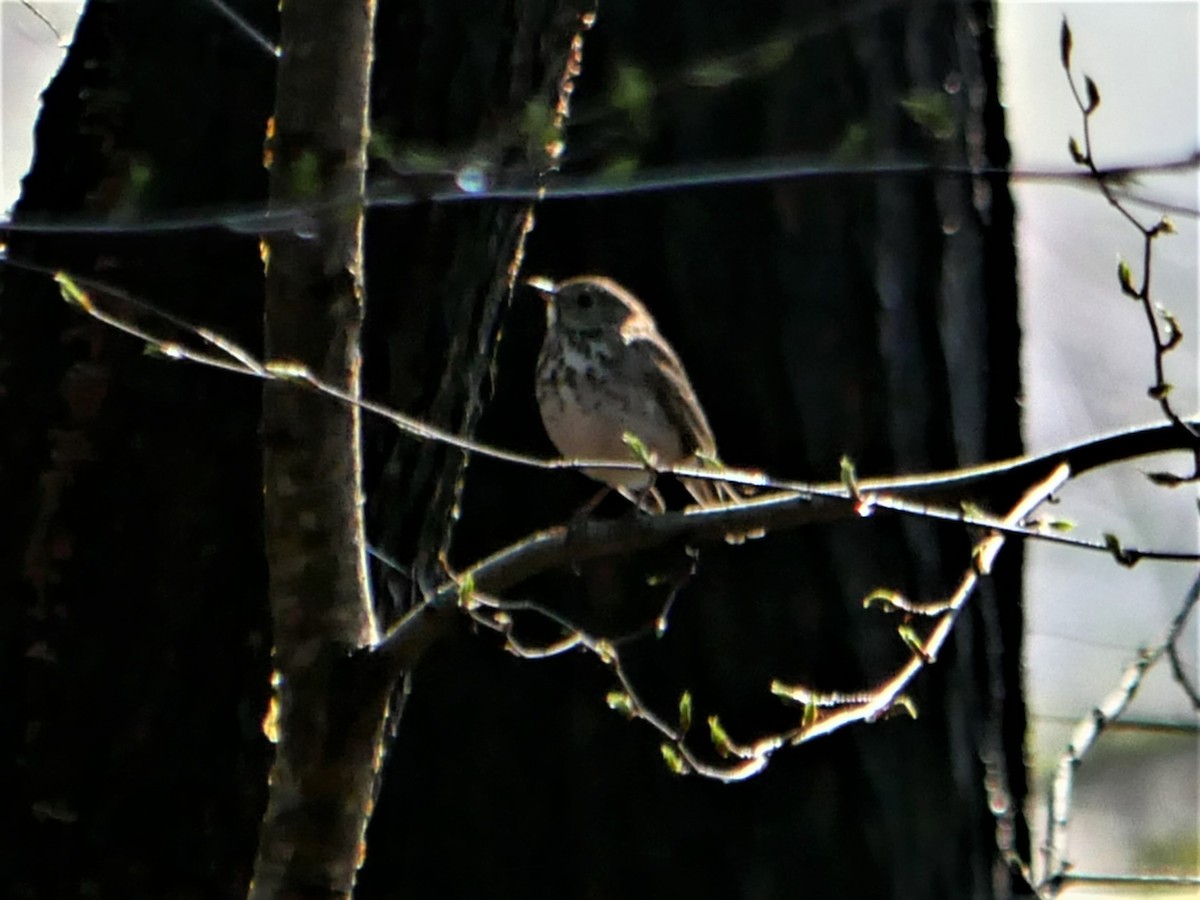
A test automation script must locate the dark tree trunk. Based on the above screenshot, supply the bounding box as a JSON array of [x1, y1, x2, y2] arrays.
[[363, 2, 1025, 898], [2, 2, 275, 897], [3, 1, 1025, 898]]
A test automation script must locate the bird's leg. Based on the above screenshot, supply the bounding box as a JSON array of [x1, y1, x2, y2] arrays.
[[619, 480, 666, 516], [575, 485, 611, 518]]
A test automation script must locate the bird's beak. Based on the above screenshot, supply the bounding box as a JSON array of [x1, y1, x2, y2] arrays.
[[524, 275, 557, 324], [524, 275, 557, 299]]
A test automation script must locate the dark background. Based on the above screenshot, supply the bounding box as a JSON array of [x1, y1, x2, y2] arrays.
[[2, 1, 1024, 897]]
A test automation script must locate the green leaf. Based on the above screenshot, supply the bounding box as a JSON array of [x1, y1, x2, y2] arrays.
[[899, 88, 956, 140], [959, 500, 985, 520], [1068, 136, 1086, 165], [595, 639, 616, 665], [622, 431, 655, 467], [892, 695, 919, 720], [1148, 383, 1173, 400], [660, 742, 688, 775], [54, 272, 92, 310], [687, 58, 741, 88], [521, 99, 557, 151], [897, 625, 928, 660], [832, 121, 871, 163], [606, 691, 635, 718], [839, 455, 858, 493], [599, 155, 639, 182], [1084, 76, 1101, 113], [1047, 518, 1077, 533], [678, 691, 693, 736], [1117, 258, 1139, 298], [708, 715, 734, 758], [1060, 17, 1073, 70], [1159, 307, 1183, 351], [801, 695, 818, 729], [863, 589, 905, 612], [754, 37, 794, 73], [456, 571, 475, 607], [612, 63, 654, 137]]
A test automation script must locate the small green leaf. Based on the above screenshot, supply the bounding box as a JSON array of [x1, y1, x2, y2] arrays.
[[600, 155, 639, 182], [606, 691, 635, 718], [960, 501, 985, 520], [897, 625, 929, 660], [1047, 518, 1077, 533], [863, 589, 905, 612], [54, 272, 92, 310], [801, 695, 818, 729], [1068, 136, 1086, 165], [1148, 383, 1173, 400], [832, 121, 871, 162], [687, 58, 741, 88], [678, 691, 693, 736], [1160, 307, 1183, 351], [1060, 17, 1073, 70], [612, 63, 654, 137], [660, 742, 688, 775], [754, 37, 793, 73], [899, 88, 956, 140], [595, 639, 616, 665], [622, 431, 655, 467], [1117, 258, 1139, 298], [143, 342, 184, 360], [521, 99, 557, 150], [839, 455, 859, 494], [613, 63, 654, 111], [892, 695, 919, 720], [708, 715, 733, 758], [1084, 76, 1101, 113], [456, 571, 475, 607]]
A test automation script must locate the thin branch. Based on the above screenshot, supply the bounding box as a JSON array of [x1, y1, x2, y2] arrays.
[[36, 265, 1200, 578], [764, 465, 1071, 751], [1051, 872, 1200, 890], [1061, 18, 1200, 448], [1038, 569, 1200, 889], [375, 465, 1072, 782], [198, 0, 279, 58]]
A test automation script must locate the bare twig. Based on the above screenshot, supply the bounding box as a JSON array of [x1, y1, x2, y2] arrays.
[[402, 464, 1069, 783], [1061, 17, 1200, 456], [39, 267, 1200, 576], [1038, 570, 1200, 891]]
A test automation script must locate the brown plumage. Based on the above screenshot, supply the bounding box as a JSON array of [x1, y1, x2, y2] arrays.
[[532, 275, 755, 540]]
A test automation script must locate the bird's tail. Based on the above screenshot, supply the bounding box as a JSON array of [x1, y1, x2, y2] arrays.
[[682, 459, 764, 544]]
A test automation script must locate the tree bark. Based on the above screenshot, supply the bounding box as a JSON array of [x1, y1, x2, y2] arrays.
[[251, 1, 388, 897]]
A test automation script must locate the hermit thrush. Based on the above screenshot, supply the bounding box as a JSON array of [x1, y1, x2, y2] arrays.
[[530, 275, 755, 540]]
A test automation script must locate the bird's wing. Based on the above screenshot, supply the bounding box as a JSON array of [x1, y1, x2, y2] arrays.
[[624, 326, 718, 459]]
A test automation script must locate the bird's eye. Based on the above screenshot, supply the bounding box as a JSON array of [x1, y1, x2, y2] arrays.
[[577, 291, 593, 309]]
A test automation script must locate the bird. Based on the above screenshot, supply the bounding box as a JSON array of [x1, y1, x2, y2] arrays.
[[530, 274, 757, 541]]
